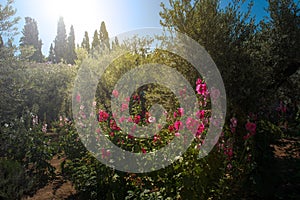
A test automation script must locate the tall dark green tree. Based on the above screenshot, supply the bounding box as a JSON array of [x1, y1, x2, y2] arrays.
[[260, 0, 300, 90], [19, 17, 43, 62], [160, 0, 262, 113], [54, 17, 67, 63], [48, 43, 55, 63], [81, 31, 90, 52], [91, 29, 100, 51], [67, 25, 76, 64], [99, 21, 110, 49], [0, 0, 23, 123]]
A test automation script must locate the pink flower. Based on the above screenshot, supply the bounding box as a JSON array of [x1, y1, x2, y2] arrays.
[[196, 79, 207, 95], [178, 108, 184, 117], [227, 163, 232, 170], [175, 132, 181, 137], [245, 122, 256, 134], [127, 116, 133, 122], [125, 96, 130, 102], [173, 111, 177, 118], [121, 103, 128, 112], [196, 122, 205, 137], [42, 124, 47, 133], [141, 148, 146, 154], [230, 117, 238, 128], [112, 89, 119, 98], [119, 116, 126, 123], [174, 120, 183, 131], [98, 110, 109, 122], [148, 116, 156, 123], [196, 78, 202, 85], [196, 110, 205, 119], [186, 117, 199, 132], [76, 93, 81, 102]]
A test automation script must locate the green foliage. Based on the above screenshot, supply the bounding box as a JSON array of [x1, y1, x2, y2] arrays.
[[19, 17, 43, 62], [22, 62, 77, 123], [81, 31, 90, 52], [0, 0, 20, 38], [0, 112, 55, 197], [54, 17, 67, 63], [160, 0, 265, 113], [48, 43, 55, 63], [91, 29, 100, 51], [67, 25, 76, 64], [0, 159, 27, 200], [100, 21, 110, 50], [75, 47, 89, 66]]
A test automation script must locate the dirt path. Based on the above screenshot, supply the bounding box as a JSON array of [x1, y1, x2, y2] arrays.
[[22, 155, 77, 200], [268, 136, 300, 199]]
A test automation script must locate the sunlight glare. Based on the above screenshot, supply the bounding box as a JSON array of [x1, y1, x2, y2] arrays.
[[44, 0, 99, 27]]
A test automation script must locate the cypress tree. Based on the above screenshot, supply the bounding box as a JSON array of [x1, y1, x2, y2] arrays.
[[91, 29, 100, 51], [19, 17, 43, 62], [48, 43, 55, 63], [54, 17, 67, 63], [81, 31, 90, 52], [67, 25, 76, 64], [99, 21, 110, 50]]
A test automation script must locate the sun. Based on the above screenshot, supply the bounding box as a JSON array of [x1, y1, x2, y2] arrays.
[[44, 0, 98, 25]]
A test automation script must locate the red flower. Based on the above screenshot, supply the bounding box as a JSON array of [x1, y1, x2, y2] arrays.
[[245, 122, 256, 134], [128, 134, 134, 139], [98, 110, 109, 122], [168, 124, 175, 132], [134, 115, 141, 124], [110, 119, 121, 131]]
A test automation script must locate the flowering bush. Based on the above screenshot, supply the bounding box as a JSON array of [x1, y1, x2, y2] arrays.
[[59, 74, 267, 199], [0, 112, 55, 198]]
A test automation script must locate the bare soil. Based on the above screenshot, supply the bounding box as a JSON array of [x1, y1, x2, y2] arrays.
[[22, 155, 77, 200]]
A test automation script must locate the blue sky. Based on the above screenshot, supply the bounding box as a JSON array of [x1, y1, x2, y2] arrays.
[[1, 0, 269, 55]]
